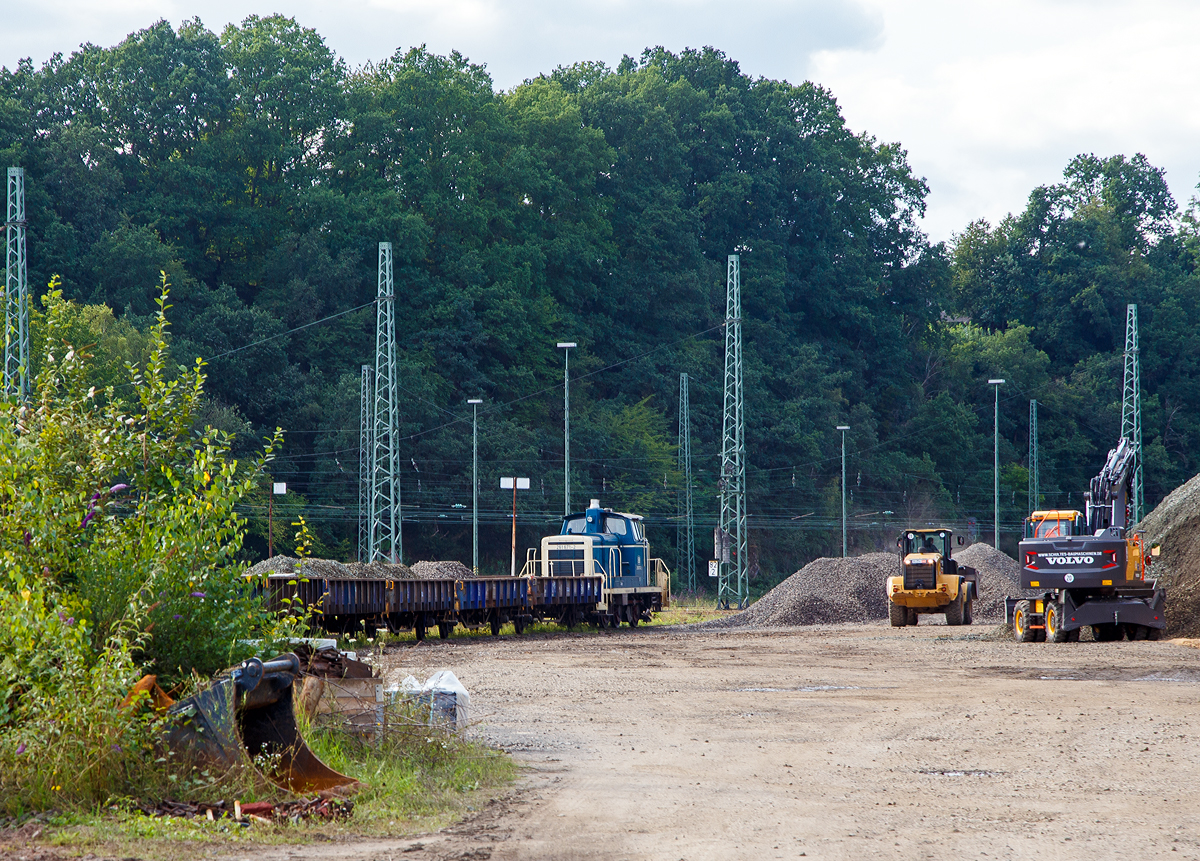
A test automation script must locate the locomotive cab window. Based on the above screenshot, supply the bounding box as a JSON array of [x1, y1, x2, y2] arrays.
[[564, 517, 586, 534], [604, 515, 628, 537]]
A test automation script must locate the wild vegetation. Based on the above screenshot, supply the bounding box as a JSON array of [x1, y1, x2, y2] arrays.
[[3, 17, 1200, 583]]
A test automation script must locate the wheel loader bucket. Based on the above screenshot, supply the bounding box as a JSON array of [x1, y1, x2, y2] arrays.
[[165, 653, 356, 793]]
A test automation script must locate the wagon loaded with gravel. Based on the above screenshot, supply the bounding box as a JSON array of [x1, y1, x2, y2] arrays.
[[251, 556, 602, 639]]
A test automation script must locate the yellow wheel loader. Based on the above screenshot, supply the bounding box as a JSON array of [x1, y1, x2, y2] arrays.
[[887, 529, 978, 627]]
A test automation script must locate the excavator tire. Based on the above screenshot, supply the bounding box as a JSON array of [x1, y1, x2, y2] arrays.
[[945, 592, 964, 626], [1045, 602, 1069, 643], [1013, 601, 1038, 643], [1124, 623, 1148, 641]]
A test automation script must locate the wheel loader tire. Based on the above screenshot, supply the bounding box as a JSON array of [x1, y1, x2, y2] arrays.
[[945, 592, 964, 626], [963, 600, 974, 625], [1046, 602, 1069, 643], [1013, 601, 1037, 642], [1125, 623, 1148, 641], [889, 602, 908, 627]]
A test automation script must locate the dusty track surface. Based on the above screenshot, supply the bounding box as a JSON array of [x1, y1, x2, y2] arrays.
[[246, 622, 1200, 861]]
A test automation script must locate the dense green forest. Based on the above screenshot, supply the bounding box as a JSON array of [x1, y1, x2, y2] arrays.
[[3, 16, 1199, 584]]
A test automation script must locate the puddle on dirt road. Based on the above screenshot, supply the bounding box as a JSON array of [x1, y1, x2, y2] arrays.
[[973, 667, 1200, 683], [734, 685, 861, 693]]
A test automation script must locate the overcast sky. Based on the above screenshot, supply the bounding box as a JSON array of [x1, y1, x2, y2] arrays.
[[5, 0, 1199, 243]]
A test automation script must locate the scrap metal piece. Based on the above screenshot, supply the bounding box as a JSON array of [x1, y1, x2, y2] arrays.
[[165, 653, 356, 793]]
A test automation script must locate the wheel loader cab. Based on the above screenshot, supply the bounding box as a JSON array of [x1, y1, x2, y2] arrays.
[[898, 530, 952, 589]]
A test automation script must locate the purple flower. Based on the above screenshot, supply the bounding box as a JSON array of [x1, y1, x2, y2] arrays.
[[190, 592, 206, 599], [65, 617, 74, 626], [111, 744, 122, 753], [173, 614, 182, 620], [109, 484, 129, 494], [15, 743, 25, 755]]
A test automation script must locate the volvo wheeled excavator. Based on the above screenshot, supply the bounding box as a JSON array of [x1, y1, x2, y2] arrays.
[[1006, 437, 1164, 643]]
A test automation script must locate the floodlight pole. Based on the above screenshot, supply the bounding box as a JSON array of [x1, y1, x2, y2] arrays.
[[502, 477, 529, 576], [469, 399, 483, 573], [557, 342, 576, 516], [837, 426, 850, 557], [989, 379, 1005, 549]]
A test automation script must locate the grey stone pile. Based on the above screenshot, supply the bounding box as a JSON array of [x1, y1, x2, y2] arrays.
[[696, 542, 1024, 629], [954, 542, 1021, 619], [698, 552, 897, 628], [246, 555, 478, 580], [1138, 471, 1200, 636]]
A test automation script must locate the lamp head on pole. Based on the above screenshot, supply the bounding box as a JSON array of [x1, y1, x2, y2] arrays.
[[988, 379, 1005, 385], [467, 398, 482, 404], [836, 425, 850, 431], [556, 342, 576, 350]]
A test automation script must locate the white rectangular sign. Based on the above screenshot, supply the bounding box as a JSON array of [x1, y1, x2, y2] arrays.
[[500, 477, 531, 490], [272, 482, 287, 495], [708, 560, 719, 578]]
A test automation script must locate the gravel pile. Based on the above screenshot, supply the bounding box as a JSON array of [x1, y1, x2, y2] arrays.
[[696, 542, 1024, 630], [698, 552, 897, 629], [410, 560, 476, 579], [1138, 472, 1200, 637], [954, 542, 1022, 619], [246, 555, 476, 580]]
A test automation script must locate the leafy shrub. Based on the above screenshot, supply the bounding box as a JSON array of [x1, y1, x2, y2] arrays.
[[0, 278, 286, 813]]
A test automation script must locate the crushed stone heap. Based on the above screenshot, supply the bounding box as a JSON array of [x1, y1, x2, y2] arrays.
[[1138, 471, 1200, 637], [697, 543, 1022, 629], [954, 542, 1022, 619], [245, 556, 477, 580]]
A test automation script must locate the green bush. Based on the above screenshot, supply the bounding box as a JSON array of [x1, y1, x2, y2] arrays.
[[0, 278, 285, 813]]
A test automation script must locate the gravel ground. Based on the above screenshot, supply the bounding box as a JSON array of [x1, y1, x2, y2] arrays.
[[329, 624, 1200, 861]]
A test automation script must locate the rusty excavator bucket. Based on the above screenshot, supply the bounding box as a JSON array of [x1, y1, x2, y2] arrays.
[[162, 653, 356, 793]]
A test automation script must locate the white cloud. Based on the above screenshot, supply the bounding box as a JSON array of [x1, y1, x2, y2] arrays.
[[808, 0, 1200, 240]]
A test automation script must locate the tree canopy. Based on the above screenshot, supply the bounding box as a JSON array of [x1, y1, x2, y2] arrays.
[[4, 18, 1200, 582]]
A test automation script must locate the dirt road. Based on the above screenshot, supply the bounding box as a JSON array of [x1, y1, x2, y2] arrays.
[[257, 623, 1200, 860]]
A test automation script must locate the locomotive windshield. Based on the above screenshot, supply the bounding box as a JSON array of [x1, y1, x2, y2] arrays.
[[564, 517, 586, 534], [603, 515, 628, 536]]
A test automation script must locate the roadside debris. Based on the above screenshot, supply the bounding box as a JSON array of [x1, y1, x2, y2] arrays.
[[132, 796, 353, 823], [392, 670, 471, 730], [135, 653, 357, 793]]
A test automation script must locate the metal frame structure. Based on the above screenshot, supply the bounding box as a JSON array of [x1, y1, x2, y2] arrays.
[[677, 372, 695, 590], [718, 254, 748, 609], [1122, 303, 1143, 523], [5, 167, 29, 400], [557, 342, 576, 515], [1028, 399, 1039, 514], [358, 365, 374, 562], [368, 242, 401, 562], [989, 379, 1005, 549]]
